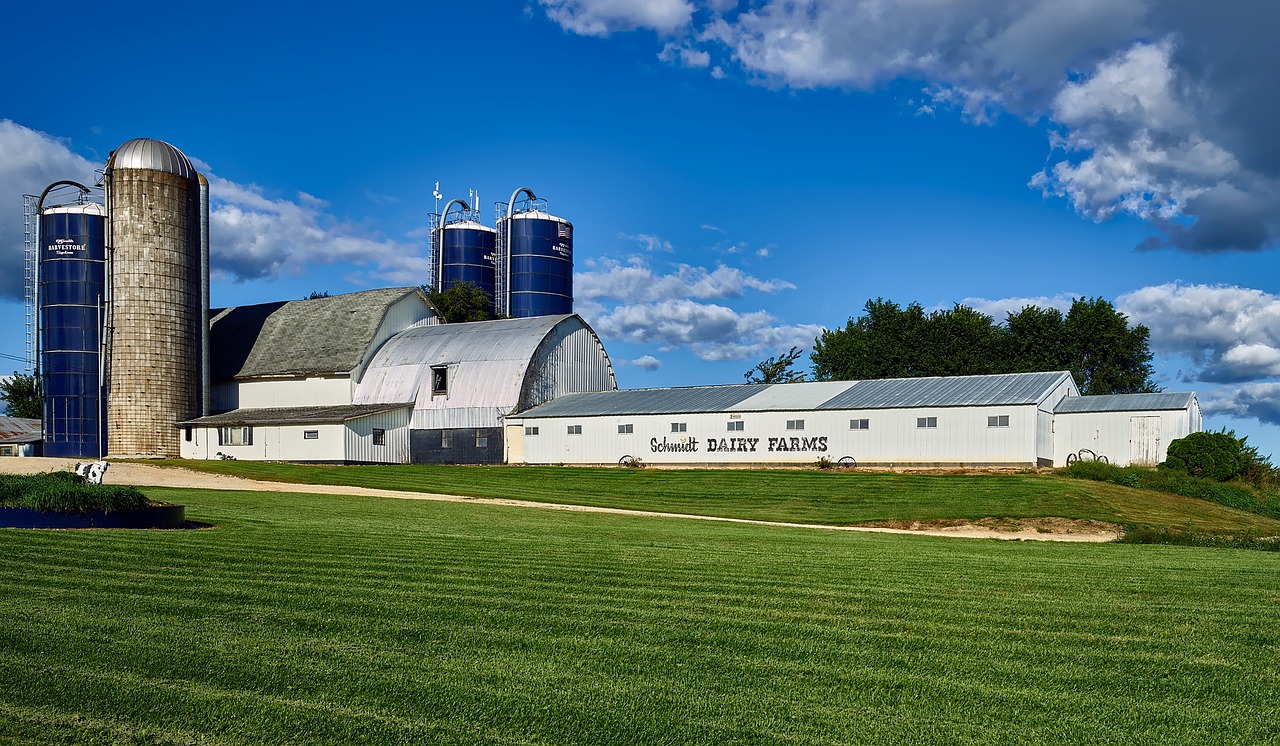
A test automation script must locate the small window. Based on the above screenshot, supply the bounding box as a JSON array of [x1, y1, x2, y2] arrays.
[[525, 426, 539, 436], [373, 428, 386, 446], [618, 424, 634, 434], [431, 366, 448, 396], [786, 419, 805, 431], [671, 422, 687, 433], [917, 417, 937, 429], [476, 430, 488, 448], [442, 430, 453, 448], [184, 426, 193, 442], [727, 421, 744, 432], [568, 424, 583, 435], [218, 426, 252, 446], [303, 430, 319, 440], [850, 419, 869, 430], [987, 415, 1010, 428]]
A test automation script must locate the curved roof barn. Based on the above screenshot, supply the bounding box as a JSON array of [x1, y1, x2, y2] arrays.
[[354, 314, 616, 429]]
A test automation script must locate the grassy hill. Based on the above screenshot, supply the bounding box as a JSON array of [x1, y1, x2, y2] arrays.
[[162, 460, 1280, 536], [2, 487, 1278, 744]]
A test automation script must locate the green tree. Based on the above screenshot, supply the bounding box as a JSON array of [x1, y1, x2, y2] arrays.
[[921, 304, 1003, 376], [745, 347, 806, 384], [1000, 305, 1068, 374], [812, 298, 928, 380], [0, 372, 42, 419], [426, 282, 495, 323], [1063, 297, 1157, 395], [305, 290, 330, 300]]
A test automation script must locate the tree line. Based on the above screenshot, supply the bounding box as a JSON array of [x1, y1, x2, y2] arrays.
[[750, 297, 1157, 396]]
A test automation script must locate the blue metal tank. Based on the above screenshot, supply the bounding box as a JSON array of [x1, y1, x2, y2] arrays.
[[39, 202, 107, 458], [507, 212, 573, 318], [440, 222, 497, 312]]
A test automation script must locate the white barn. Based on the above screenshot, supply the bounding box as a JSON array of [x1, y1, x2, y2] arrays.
[[180, 289, 616, 464], [508, 371, 1201, 468], [1053, 393, 1202, 466]]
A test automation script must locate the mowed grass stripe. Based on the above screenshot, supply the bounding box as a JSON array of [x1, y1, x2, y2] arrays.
[[2, 489, 1279, 744], [160, 460, 1280, 534]]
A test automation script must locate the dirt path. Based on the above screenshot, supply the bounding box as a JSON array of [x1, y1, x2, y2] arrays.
[[2, 458, 1121, 542]]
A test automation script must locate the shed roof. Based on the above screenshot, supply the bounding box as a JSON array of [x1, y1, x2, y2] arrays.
[[178, 404, 409, 426], [1054, 392, 1197, 413], [0, 417, 42, 443], [210, 287, 424, 380], [516, 371, 1075, 418]]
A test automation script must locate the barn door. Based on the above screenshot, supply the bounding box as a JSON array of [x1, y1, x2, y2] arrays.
[[1130, 416, 1161, 466]]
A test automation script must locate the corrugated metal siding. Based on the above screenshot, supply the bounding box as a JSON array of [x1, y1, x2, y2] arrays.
[[412, 406, 508, 430], [353, 292, 433, 383], [346, 408, 412, 464], [518, 323, 617, 410], [818, 371, 1072, 410], [1054, 392, 1196, 413], [1052, 405, 1197, 466]]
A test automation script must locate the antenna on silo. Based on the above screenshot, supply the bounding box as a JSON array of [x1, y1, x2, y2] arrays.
[[432, 181, 442, 215]]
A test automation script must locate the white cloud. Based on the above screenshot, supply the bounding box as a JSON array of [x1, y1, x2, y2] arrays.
[[956, 293, 1080, 321], [659, 42, 710, 68], [1117, 283, 1280, 383], [541, 1, 1280, 254], [198, 170, 427, 286], [631, 355, 662, 370], [539, 0, 692, 36], [576, 256, 794, 302], [700, 223, 725, 233], [591, 298, 822, 362], [1201, 383, 1280, 427], [0, 121, 101, 300]]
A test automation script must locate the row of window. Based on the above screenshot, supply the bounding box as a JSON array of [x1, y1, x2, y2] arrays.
[[214, 427, 386, 446], [528, 415, 1013, 436], [441, 430, 489, 448]]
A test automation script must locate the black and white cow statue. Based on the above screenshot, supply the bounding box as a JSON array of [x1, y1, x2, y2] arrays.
[[72, 460, 110, 485]]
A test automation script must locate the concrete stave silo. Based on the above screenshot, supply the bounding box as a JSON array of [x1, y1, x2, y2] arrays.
[[104, 138, 208, 458]]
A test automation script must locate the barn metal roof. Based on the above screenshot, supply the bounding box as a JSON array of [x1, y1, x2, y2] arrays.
[[516, 371, 1076, 418], [1054, 392, 1196, 413], [818, 371, 1074, 410], [514, 384, 767, 418], [0, 417, 42, 443], [354, 315, 611, 421], [106, 138, 196, 179], [210, 287, 424, 380], [178, 404, 409, 426]]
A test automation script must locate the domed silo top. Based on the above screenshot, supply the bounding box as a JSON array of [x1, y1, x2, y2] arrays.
[[106, 138, 196, 179]]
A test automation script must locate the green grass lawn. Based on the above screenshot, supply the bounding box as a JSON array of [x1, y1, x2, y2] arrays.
[[2, 488, 1279, 744], [159, 460, 1280, 535]]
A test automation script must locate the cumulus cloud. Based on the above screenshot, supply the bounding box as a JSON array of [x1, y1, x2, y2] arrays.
[[0, 121, 100, 300], [1202, 383, 1280, 428], [575, 255, 814, 361], [576, 256, 794, 302], [1117, 283, 1280, 383], [956, 293, 1080, 321], [202, 170, 427, 285], [659, 42, 710, 68], [592, 298, 822, 362], [631, 355, 662, 370], [540, 1, 1280, 254]]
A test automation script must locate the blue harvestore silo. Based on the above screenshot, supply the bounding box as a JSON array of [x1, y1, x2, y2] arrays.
[[505, 210, 573, 318], [439, 221, 498, 311], [39, 200, 107, 458]]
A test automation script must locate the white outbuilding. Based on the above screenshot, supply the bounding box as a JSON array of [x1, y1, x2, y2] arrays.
[[1053, 392, 1202, 466], [507, 371, 1201, 468]]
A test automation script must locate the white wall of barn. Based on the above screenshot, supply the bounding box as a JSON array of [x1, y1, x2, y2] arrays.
[[511, 404, 1046, 466], [180, 423, 347, 461], [1053, 405, 1199, 467], [345, 408, 412, 464], [213, 376, 354, 411]]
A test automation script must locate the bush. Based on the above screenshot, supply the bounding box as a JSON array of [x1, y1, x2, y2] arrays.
[[0, 472, 151, 514], [1059, 459, 1280, 520], [1117, 526, 1280, 552], [1161, 431, 1248, 481]]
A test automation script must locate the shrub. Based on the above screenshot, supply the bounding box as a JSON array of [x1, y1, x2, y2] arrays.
[[1117, 526, 1280, 552], [1161, 431, 1248, 481], [0, 472, 150, 514], [815, 456, 833, 470]]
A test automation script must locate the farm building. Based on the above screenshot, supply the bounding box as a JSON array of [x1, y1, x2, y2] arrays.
[[1053, 393, 1202, 466], [506, 372, 1201, 468], [178, 288, 616, 464]]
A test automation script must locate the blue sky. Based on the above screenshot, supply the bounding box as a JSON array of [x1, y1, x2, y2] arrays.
[[2, 0, 1278, 459]]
